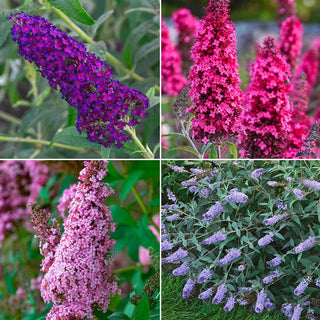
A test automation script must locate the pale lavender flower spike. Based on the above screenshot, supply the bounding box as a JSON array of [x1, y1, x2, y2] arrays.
[[291, 304, 303, 320], [255, 290, 267, 313], [266, 256, 282, 266], [294, 236, 316, 253], [202, 202, 224, 222], [217, 248, 241, 265], [251, 168, 265, 180], [225, 188, 248, 203], [212, 284, 227, 304], [258, 232, 274, 246], [163, 247, 188, 263], [197, 269, 212, 283], [172, 262, 190, 276], [198, 288, 213, 300], [182, 278, 195, 299], [294, 277, 310, 296], [201, 230, 227, 245], [302, 179, 320, 191]]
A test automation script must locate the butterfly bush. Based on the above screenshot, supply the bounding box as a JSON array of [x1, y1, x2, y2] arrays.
[[162, 160, 320, 319], [10, 13, 149, 148], [161, 19, 187, 97], [31, 161, 119, 319], [187, 0, 243, 145], [0, 161, 49, 245], [238, 37, 293, 158]]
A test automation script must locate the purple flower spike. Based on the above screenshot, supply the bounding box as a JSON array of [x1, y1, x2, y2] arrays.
[[166, 213, 179, 222], [172, 262, 190, 276], [266, 256, 282, 266], [251, 168, 265, 180], [161, 239, 173, 252], [302, 179, 320, 191], [294, 277, 310, 296], [182, 278, 195, 299], [166, 189, 176, 202], [197, 269, 212, 283], [225, 188, 248, 203], [198, 288, 213, 300], [162, 247, 188, 263], [293, 189, 304, 200], [201, 230, 227, 245], [294, 236, 316, 253], [281, 303, 293, 318], [263, 213, 288, 226], [217, 248, 241, 265], [212, 284, 227, 304], [9, 13, 149, 148], [255, 290, 267, 313], [316, 279, 320, 287], [202, 202, 223, 222], [224, 295, 235, 312], [258, 232, 274, 247], [291, 304, 303, 320]]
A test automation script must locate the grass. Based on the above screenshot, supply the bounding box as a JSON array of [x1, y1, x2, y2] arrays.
[[161, 273, 287, 320]]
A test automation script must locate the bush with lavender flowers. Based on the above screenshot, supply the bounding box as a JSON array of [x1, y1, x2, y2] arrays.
[[0, 160, 160, 319], [0, 0, 159, 159], [162, 0, 320, 159], [162, 160, 320, 319]]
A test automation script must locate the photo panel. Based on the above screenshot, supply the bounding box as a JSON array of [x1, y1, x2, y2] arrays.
[[0, 160, 160, 319], [161, 160, 320, 320]]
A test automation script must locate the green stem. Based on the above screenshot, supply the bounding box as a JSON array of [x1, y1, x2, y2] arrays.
[[131, 186, 148, 214], [0, 111, 21, 126], [0, 136, 85, 152], [51, 6, 144, 81], [125, 125, 154, 159], [112, 264, 152, 275]]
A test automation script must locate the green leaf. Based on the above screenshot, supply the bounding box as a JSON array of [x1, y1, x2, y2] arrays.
[[135, 294, 150, 320], [91, 10, 113, 37], [209, 146, 218, 159], [67, 105, 78, 126], [107, 312, 130, 320], [110, 205, 138, 227], [170, 146, 199, 157], [4, 269, 16, 294], [135, 38, 160, 65], [225, 142, 238, 159], [51, 127, 101, 149], [0, 14, 12, 47], [101, 146, 111, 159], [87, 41, 107, 60], [146, 87, 155, 98], [120, 170, 143, 203], [122, 20, 153, 68], [48, 0, 94, 25]]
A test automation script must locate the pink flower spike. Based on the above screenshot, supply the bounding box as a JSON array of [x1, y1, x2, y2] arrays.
[[238, 36, 293, 158], [187, 0, 243, 145]]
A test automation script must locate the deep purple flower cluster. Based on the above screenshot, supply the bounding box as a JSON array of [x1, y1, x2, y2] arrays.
[[266, 256, 282, 266], [202, 202, 224, 222], [263, 212, 288, 226], [201, 230, 227, 245], [302, 179, 320, 191], [163, 247, 188, 263], [198, 288, 213, 300], [212, 284, 227, 304], [182, 278, 195, 299], [217, 248, 241, 265], [225, 189, 248, 203], [294, 277, 310, 296], [10, 13, 149, 148], [251, 168, 265, 180], [172, 262, 190, 276], [258, 232, 274, 246], [294, 236, 316, 253], [197, 269, 212, 283]]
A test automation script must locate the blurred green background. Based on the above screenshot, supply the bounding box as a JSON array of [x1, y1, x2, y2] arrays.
[[162, 0, 320, 22]]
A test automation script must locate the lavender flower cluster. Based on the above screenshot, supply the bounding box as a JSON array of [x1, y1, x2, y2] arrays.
[[263, 212, 288, 226], [201, 230, 227, 245], [10, 13, 149, 148], [302, 179, 320, 191], [202, 202, 224, 222], [172, 262, 190, 276], [217, 248, 241, 265], [251, 168, 266, 180], [163, 247, 188, 263], [294, 236, 316, 253], [225, 189, 248, 203], [258, 232, 274, 246]]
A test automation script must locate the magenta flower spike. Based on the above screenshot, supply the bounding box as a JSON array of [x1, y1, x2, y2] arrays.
[[9, 13, 149, 148], [39, 161, 119, 319], [238, 36, 293, 158], [187, 0, 243, 145], [279, 15, 303, 70], [161, 19, 187, 96]]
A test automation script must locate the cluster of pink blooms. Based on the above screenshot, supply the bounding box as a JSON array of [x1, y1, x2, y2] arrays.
[[0, 161, 49, 245], [172, 8, 199, 73], [187, 0, 243, 145], [279, 15, 302, 69], [33, 161, 119, 319], [238, 37, 293, 158], [161, 19, 187, 96]]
